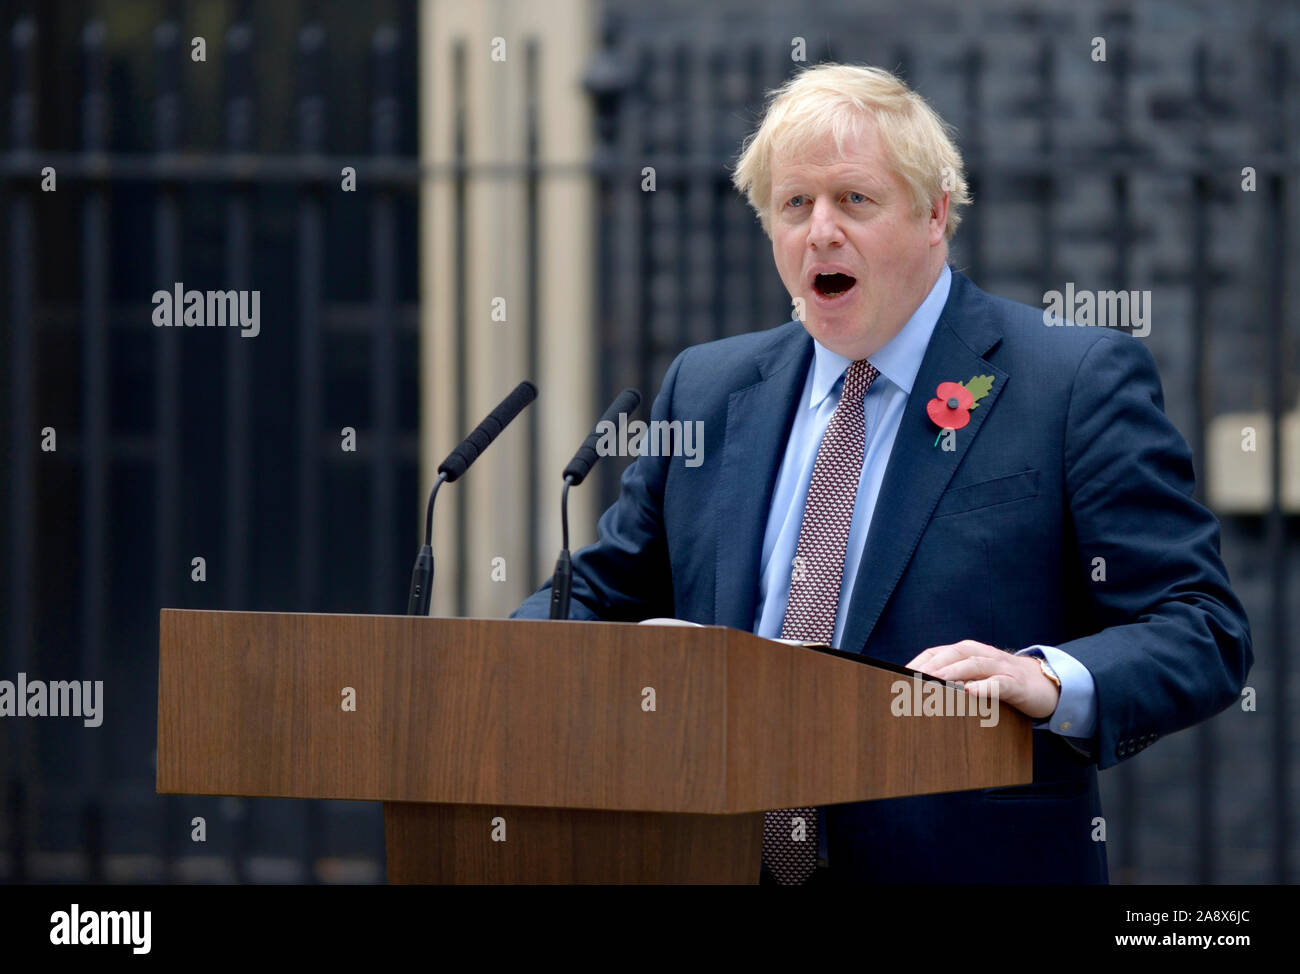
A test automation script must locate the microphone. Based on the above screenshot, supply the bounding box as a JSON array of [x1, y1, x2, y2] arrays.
[[550, 388, 641, 619], [438, 380, 538, 483], [562, 387, 641, 486], [406, 380, 538, 616]]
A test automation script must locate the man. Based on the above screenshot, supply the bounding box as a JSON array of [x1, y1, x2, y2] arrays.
[[513, 63, 1252, 884]]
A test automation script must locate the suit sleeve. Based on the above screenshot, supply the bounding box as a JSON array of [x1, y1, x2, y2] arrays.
[[1056, 333, 1253, 770], [511, 351, 684, 621]]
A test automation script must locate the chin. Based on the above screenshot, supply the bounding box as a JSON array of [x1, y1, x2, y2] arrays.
[[804, 318, 871, 358]]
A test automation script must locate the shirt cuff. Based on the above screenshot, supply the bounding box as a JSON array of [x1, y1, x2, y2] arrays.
[[1015, 645, 1097, 739]]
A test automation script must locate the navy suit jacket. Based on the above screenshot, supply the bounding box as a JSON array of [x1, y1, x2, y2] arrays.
[[514, 269, 1253, 883]]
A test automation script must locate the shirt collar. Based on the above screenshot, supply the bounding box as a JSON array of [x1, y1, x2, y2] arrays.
[[807, 263, 952, 408]]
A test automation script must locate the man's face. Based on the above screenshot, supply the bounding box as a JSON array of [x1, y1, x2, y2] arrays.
[[769, 117, 948, 360]]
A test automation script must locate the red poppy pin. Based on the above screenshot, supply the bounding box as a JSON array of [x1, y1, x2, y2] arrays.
[[928, 375, 994, 446]]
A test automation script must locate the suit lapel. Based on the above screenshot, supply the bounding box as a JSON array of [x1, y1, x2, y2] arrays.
[[838, 271, 1008, 656], [712, 324, 813, 629]]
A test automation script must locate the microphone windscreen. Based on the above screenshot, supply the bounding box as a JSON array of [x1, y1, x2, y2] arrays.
[[437, 380, 538, 482], [562, 387, 641, 485]]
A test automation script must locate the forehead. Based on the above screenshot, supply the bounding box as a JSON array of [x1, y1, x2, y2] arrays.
[[769, 120, 892, 189]]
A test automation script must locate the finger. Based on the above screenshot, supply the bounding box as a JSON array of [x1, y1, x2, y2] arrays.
[[907, 642, 971, 672], [934, 655, 1008, 683], [905, 645, 951, 670], [907, 640, 1001, 674], [963, 673, 1015, 706]]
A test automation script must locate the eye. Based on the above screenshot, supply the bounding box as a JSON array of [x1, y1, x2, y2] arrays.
[[845, 191, 869, 204], [786, 194, 807, 208]]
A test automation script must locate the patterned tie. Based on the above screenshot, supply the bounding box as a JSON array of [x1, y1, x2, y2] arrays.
[[763, 358, 879, 885]]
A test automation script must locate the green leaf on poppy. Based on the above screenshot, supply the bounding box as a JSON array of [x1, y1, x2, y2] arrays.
[[963, 374, 995, 409]]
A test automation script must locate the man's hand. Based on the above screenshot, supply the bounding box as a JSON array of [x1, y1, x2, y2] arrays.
[[905, 639, 1061, 720]]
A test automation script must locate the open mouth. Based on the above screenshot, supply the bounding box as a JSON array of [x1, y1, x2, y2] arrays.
[[813, 272, 857, 299]]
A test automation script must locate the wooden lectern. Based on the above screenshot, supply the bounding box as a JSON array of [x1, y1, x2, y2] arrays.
[[157, 609, 1031, 883]]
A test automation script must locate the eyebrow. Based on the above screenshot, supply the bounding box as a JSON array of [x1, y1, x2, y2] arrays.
[[772, 175, 888, 199]]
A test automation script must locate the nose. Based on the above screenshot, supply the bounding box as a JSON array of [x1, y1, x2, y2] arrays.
[[807, 195, 845, 248]]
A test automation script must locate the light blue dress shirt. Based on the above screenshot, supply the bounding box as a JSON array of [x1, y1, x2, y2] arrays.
[[752, 263, 1095, 741]]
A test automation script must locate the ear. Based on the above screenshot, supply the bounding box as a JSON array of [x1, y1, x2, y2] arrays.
[[928, 192, 950, 245]]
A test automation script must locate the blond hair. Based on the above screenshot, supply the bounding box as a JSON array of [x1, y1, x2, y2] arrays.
[[730, 63, 970, 240]]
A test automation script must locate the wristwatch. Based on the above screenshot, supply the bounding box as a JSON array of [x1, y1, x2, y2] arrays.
[[1037, 656, 1061, 690]]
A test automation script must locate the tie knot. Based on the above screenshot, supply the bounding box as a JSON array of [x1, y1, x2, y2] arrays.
[[842, 359, 879, 402]]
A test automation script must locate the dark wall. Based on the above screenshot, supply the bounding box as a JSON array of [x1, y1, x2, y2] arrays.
[[1, 0, 421, 882]]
